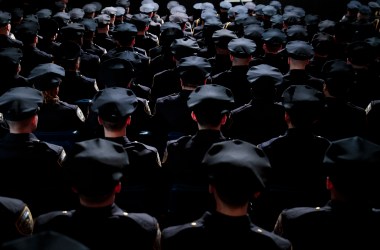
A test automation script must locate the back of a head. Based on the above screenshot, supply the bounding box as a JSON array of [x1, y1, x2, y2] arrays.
[[281, 85, 325, 128], [0, 47, 22, 75], [323, 136, 380, 202], [177, 55, 211, 86], [202, 140, 271, 206], [97, 57, 135, 88], [28, 63, 65, 92], [63, 138, 129, 197], [321, 59, 355, 98], [187, 84, 234, 126]]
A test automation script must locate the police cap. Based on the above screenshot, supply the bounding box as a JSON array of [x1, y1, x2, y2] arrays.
[[170, 37, 200, 59], [169, 12, 189, 23], [52, 12, 71, 27], [112, 22, 138, 40], [177, 55, 212, 82], [1, 231, 89, 250], [90, 1, 103, 12], [282, 11, 301, 25], [63, 138, 129, 196], [97, 57, 135, 88], [130, 13, 151, 26], [281, 85, 324, 110], [311, 32, 334, 55], [35, 9, 52, 19], [187, 84, 234, 114], [369, 1, 380, 9], [270, 0, 282, 10], [0, 11, 11, 27], [346, 40, 374, 65], [304, 14, 320, 26], [212, 29, 238, 49], [220, 1, 232, 10], [171, 5, 187, 15], [0, 87, 43, 121], [247, 64, 283, 87], [28, 63, 65, 91], [115, 7, 126, 17], [69, 8, 85, 21], [116, 0, 130, 8], [318, 19, 336, 35], [262, 5, 277, 16], [91, 86, 138, 122], [347, 0, 362, 10], [14, 21, 40, 39], [140, 3, 155, 13], [60, 23, 85, 39], [321, 59, 354, 97], [95, 14, 111, 26], [323, 136, 380, 195], [0, 47, 22, 69], [167, 1, 179, 10], [0, 197, 33, 243], [245, 2, 256, 11], [57, 41, 82, 61], [286, 24, 308, 41], [83, 3, 97, 13], [244, 24, 264, 41], [228, 38, 256, 58], [101, 6, 117, 16], [285, 40, 314, 60], [262, 28, 287, 45], [202, 139, 271, 192], [81, 18, 97, 32]]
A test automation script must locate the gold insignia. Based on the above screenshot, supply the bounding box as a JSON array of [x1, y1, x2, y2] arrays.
[[58, 149, 66, 167], [16, 206, 33, 236], [123, 212, 128, 216], [76, 107, 86, 122], [315, 207, 321, 210], [257, 228, 263, 233], [0, 112, 3, 122], [365, 103, 372, 114], [190, 222, 197, 226]]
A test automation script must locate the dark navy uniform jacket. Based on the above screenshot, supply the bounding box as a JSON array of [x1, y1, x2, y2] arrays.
[[162, 130, 230, 227], [0, 34, 23, 49], [20, 46, 54, 77], [162, 211, 292, 250], [0, 133, 68, 216], [274, 201, 380, 250], [59, 71, 98, 104], [105, 136, 161, 216], [34, 204, 160, 250], [255, 129, 331, 230], [36, 101, 85, 131], [93, 33, 116, 51], [135, 32, 159, 53]]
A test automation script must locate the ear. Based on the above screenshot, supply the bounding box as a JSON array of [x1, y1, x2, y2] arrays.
[[97, 116, 103, 125], [208, 184, 215, 194], [326, 177, 333, 190], [253, 191, 261, 199], [114, 182, 122, 193], [229, 54, 234, 62], [126, 116, 132, 126], [191, 111, 197, 122], [220, 114, 228, 125], [284, 111, 290, 122], [71, 187, 78, 193]]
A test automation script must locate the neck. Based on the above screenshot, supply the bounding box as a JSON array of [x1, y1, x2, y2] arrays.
[[104, 129, 126, 138], [79, 194, 115, 208]]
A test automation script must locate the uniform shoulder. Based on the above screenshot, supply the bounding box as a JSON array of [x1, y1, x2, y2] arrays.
[[162, 219, 204, 239], [34, 210, 73, 226], [280, 206, 330, 220], [119, 212, 159, 233], [250, 224, 292, 248], [166, 135, 193, 148]]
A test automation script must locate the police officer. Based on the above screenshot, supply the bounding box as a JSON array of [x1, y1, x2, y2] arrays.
[[81, 18, 107, 58], [33, 138, 161, 250], [14, 20, 54, 77], [93, 14, 116, 51], [90, 87, 161, 216], [161, 140, 292, 250], [0, 196, 33, 245], [0, 11, 23, 49], [275, 40, 325, 101], [255, 85, 331, 230], [0, 87, 68, 216], [224, 64, 287, 146], [130, 13, 159, 53], [151, 56, 211, 159], [37, 18, 61, 57], [55, 41, 99, 104], [27, 63, 86, 135], [273, 136, 380, 250], [212, 37, 256, 108], [161, 84, 235, 227], [0, 47, 31, 96]]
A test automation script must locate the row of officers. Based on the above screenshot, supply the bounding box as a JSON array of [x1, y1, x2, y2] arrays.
[[0, 80, 379, 250]]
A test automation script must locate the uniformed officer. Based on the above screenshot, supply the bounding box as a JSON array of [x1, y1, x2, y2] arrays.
[[273, 136, 380, 250], [1, 231, 89, 250], [14, 20, 54, 77], [307, 32, 335, 79], [82, 3, 97, 19], [89, 87, 161, 216], [55, 41, 99, 104], [130, 13, 159, 53], [255, 85, 331, 230], [224, 64, 287, 145], [151, 55, 211, 159], [0, 87, 69, 216], [0, 11, 23, 49], [161, 139, 292, 250], [209, 28, 237, 77], [37, 18, 61, 57], [212, 37, 256, 108], [0, 47, 31, 96], [150, 37, 201, 109], [33, 138, 161, 250], [81, 18, 107, 58], [275, 40, 325, 101], [27, 63, 86, 135], [0, 196, 33, 245], [161, 84, 235, 228], [93, 14, 116, 51]]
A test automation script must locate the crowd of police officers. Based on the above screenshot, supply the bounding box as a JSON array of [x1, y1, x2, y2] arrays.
[[0, 0, 380, 249]]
